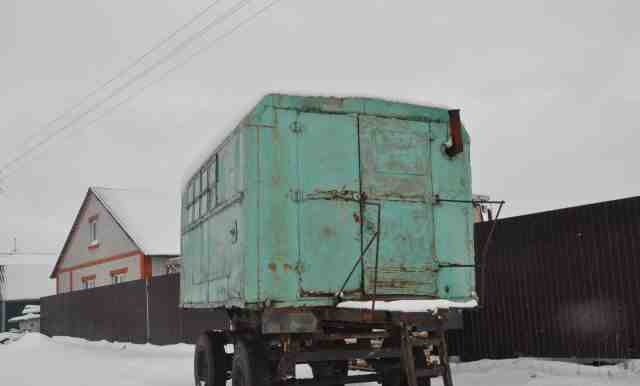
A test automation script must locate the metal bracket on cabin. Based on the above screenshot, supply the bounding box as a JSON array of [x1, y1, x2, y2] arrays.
[[289, 189, 304, 202], [230, 220, 238, 244], [290, 122, 304, 134], [433, 194, 505, 206]]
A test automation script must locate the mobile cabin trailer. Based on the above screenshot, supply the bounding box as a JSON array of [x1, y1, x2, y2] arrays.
[[182, 94, 475, 386]]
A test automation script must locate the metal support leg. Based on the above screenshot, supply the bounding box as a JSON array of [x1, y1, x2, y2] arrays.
[[436, 328, 453, 386], [400, 324, 418, 386]]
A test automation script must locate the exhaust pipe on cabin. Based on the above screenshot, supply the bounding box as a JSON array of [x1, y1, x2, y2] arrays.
[[445, 109, 464, 157]]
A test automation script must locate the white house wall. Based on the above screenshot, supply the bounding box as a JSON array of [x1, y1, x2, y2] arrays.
[[58, 271, 71, 293], [55, 191, 146, 293], [151, 256, 168, 276], [59, 193, 138, 270], [72, 254, 142, 290]]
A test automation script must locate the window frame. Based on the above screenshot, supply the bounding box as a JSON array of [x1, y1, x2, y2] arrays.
[[110, 267, 128, 285], [185, 154, 218, 227], [82, 276, 96, 289], [208, 156, 218, 209], [89, 219, 97, 243], [111, 273, 126, 285]]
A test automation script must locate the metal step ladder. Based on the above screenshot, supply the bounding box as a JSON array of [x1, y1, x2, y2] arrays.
[[399, 323, 453, 386]]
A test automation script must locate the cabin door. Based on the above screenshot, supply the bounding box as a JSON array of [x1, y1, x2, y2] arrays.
[[358, 115, 438, 296], [293, 112, 362, 297]]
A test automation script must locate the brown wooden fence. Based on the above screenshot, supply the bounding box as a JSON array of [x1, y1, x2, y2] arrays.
[[40, 274, 228, 344]]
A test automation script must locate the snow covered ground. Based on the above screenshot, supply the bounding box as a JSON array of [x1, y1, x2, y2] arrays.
[[0, 333, 638, 386]]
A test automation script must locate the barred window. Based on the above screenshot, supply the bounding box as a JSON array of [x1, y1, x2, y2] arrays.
[[208, 156, 218, 209], [185, 154, 218, 226]]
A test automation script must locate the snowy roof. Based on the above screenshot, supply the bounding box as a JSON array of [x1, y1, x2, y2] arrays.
[[22, 305, 41, 314], [8, 313, 40, 323], [0, 254, 56, 301], [92, 187, 180, 256], [182, 93, 455, 186]]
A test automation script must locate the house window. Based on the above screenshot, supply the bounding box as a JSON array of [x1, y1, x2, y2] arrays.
[[112, 274, 125, 284], [81, 275, 96, 289], [89, 215, 98, 246], [110, 267, 128, 285]]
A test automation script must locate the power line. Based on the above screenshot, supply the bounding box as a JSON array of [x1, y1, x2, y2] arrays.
[[75, 0, 283, 136], [0, 0, 282, 185], [0, 252, 57, 256], [0, 0, 252, 180], [7, 0, 225, 170]]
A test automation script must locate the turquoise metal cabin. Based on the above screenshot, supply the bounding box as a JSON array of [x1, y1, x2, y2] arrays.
[[180, 94, 474, 310]]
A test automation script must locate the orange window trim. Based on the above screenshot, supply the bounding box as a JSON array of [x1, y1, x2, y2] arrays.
[[110, 267, 128, 276], [81, 274, 96, 282], [57, 250, 141, 274]]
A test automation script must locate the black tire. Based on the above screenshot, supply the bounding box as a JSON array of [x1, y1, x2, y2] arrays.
[[311, 361, 349, 386], [194, 331, 227, 386], [232, 338, 272, 386]]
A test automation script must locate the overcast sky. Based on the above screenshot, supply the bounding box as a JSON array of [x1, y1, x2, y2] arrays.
[[1, 0, 638, 254]]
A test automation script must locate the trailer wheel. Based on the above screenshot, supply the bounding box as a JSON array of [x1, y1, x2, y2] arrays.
[[194, 331, 227, 386], [232, 338, 271, 386], [311, 361, 349, 386]]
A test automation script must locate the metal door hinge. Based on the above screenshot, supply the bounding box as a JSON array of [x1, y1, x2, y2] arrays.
[[289, 189, 304, 202], [229, 220, 238, 244], [290, 122, 304, 134]]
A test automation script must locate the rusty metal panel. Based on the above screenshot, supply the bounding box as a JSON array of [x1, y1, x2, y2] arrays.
[[358, 115, 437, 296], [295, 112, 361, 297], [255, 109, 300, 303], [449, 196, 640, 360]]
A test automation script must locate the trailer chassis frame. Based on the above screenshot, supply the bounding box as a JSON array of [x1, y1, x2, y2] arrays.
[[200, 307, 455, 386]]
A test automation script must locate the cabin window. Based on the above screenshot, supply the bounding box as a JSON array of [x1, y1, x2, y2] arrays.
[[208, 157, 218, 209], [195, 173, 201, 197], [185, 155, 218, 226], [203, 168, 209, 212]]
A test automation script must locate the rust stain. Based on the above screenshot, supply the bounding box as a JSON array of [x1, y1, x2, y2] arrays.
[[299, 287, 361, 297], [268, 263, 277, 273], [371, 280, 419, 289], [320, 225, 336, 239], [283, 263, 292, 272]]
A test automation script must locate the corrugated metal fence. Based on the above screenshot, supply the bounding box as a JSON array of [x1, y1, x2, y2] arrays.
[[42, 196, 640, 358], [40, 274, 228, 344], [449, 196, 640, 360]]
